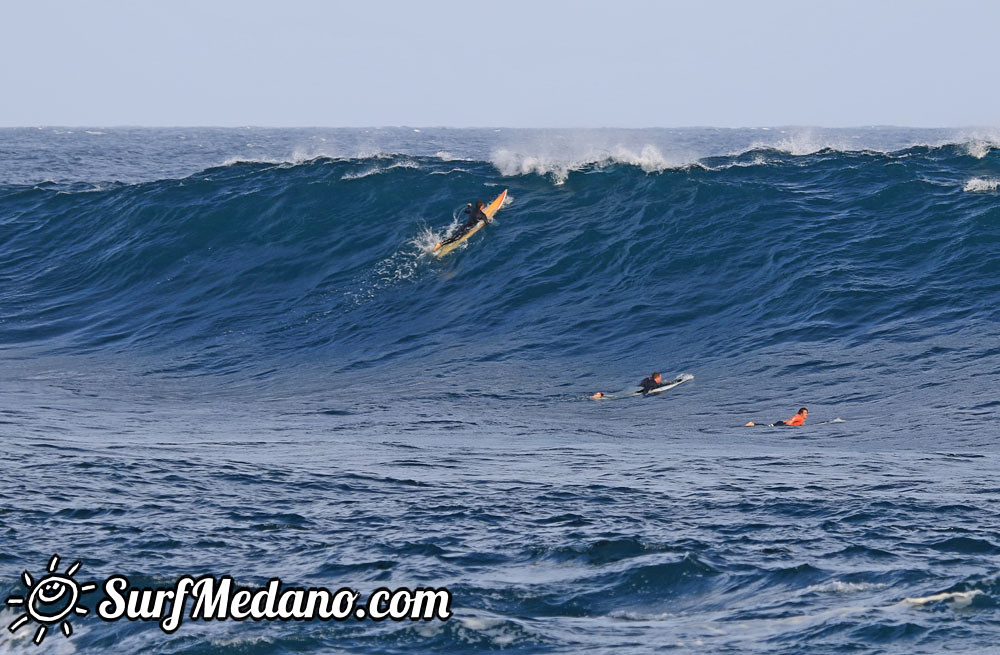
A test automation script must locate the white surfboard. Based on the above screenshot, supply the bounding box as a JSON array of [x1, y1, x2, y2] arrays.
[[592, 374, 694, 400], [631, 373, 694, 396]]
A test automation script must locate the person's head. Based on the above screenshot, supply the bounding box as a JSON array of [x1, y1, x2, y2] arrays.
[[797, 407, 808, 417], [652, 372, 661, 383], [475, 200, 485, 209], [591, 392, 604, 399]]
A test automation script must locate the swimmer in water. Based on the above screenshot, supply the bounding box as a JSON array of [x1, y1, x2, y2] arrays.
[[745, 407, 808, 427]]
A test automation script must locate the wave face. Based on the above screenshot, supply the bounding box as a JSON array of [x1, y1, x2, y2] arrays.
[[2, 128, 1000, 654], [2, 129, 998, 420]]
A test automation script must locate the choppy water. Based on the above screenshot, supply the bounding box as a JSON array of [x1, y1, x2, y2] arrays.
[[1, 127, 998, 653]]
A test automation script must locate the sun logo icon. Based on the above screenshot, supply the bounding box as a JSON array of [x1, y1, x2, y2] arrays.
[[5, 554, 97, 645]]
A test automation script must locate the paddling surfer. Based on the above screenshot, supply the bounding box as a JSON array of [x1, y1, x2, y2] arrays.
[[434, 200, 488, 251], [638, 372, 663, 395], [745, 407, 808, 427]]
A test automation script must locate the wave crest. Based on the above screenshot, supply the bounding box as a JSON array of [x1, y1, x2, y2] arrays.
[[490, 144, 685, 183], [964, 177, 1000, 192]]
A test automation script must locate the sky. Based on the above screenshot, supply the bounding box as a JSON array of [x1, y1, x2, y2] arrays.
[[1, 0, 997, 128]]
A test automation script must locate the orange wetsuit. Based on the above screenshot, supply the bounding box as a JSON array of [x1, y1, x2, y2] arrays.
[[782, 414, 806, 426]]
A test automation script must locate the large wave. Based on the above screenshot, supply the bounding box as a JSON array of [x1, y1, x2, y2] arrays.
[[1, 140, 998, 407]]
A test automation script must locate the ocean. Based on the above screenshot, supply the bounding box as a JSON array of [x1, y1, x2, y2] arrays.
[[1, 126, 998, 653]]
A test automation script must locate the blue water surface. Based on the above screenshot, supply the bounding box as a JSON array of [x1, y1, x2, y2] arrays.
[[1, 127, 998, 654]]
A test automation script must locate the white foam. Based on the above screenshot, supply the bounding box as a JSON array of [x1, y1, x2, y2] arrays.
[[806, 580, 888, 594], [340, 160, 419, 180], [964, 177, 1000, 192], [739, 127, 998, 160], [209, 635, 273, 647], [750, 130, 841, 156], [412, 620, 445, 637], [433, 151, 476, 163], [485, 127, 950, 183], [220, 152, 312, 167], [454, 616, 523, 647], [698, 153, 775, 171], [220, 145, 368, 167], [694, 584, 986, 643], [411, 223, 452, 255], [898, 589, 982, 607], [188, 127, 1000, 186], [955, 129, 1000, 158], [609, 610, 676, 621], [966, 141, 992, 158], [458, 616, 504, 630], [429, 168, 472, 176], [491, 144, 685, 184], [56, 184, 106, 195]]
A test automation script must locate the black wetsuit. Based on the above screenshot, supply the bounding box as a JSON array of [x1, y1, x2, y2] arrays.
[[444, 206, 488, 244], [638, 377, 662, 394]]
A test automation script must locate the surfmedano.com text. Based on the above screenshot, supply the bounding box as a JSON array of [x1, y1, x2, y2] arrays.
[[98, 575, 452, 633]]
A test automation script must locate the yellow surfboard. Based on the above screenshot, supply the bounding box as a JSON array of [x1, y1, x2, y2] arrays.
[[433, 189, 508, 258]]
